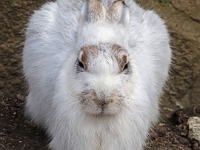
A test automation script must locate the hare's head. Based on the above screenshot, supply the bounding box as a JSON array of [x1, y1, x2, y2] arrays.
[[77, 0, 130, 47], [69, 0, 134, 116]]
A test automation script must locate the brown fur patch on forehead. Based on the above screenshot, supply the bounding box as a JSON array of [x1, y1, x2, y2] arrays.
[[112, 44, 129, 72], [79, 44, 128, 72], [79, 45, 98, 70]]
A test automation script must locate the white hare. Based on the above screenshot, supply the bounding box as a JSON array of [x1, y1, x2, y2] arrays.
[[23, 0, 171, 150]]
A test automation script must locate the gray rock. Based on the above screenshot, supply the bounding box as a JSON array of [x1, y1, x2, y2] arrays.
[[187, 117, 200, 143]]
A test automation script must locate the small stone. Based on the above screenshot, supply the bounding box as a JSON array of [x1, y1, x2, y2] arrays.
[[158, 123, 166, 127], [187, 117, 200, 143], [16, 94, 25, 101]]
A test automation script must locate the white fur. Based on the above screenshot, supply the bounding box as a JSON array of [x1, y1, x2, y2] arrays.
[[23, 0, 171, 150]]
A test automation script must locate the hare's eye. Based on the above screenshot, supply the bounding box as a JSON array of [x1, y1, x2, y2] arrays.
[[78, 60, 85, 69], [122, 62, 129, 72]]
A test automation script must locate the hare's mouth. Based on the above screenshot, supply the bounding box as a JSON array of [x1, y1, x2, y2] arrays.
[[80, 99, 123, 116]]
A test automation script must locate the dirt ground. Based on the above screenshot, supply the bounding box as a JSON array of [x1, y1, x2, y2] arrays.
[[0, 0, 200, 150]]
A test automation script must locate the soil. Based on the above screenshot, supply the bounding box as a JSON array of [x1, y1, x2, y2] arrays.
[[0, 0, 200, 150]]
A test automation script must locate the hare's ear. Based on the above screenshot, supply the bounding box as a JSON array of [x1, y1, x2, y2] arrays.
[[80, 0, 106, 23], [106, 1, 129, 28]]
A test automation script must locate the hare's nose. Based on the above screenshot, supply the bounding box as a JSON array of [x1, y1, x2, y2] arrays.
[[95, 99, 110, 107], [100, 100, 108, 107], [92, 91, 113, 107]]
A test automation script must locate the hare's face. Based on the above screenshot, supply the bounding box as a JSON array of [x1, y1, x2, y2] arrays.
[[74, 43, 132, 115]]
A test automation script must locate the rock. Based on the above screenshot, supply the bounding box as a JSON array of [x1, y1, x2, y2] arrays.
[[187, 117, 200, 143], [158, 123, 166, 127], [16, 94, 25, 101]]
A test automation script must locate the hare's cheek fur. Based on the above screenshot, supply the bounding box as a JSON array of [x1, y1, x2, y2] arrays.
[[80, 89, 124, 115]]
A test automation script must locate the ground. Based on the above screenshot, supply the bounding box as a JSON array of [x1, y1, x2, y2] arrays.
[[0, 0, 199, 150]]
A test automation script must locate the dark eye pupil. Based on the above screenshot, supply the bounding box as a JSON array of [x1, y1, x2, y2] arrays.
[[78, 60, 84, 69], [123, 63, 128, 71]]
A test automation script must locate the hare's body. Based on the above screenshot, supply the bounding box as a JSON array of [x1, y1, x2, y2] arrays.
[[23, 0, 171, 150]]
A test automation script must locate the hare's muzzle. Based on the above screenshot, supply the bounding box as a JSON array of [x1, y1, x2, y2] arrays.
[[80, 90, 123, 115]]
